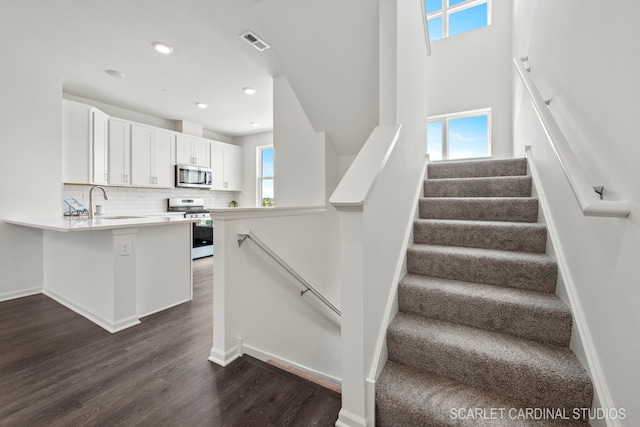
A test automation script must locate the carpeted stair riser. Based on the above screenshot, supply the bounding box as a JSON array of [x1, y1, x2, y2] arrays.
[[413, 219, 547, 253], [407, 245, 557, 293], [427, 158, 528, 179], [420, 197, 539, 223], [376, 361, 589, 427], [424, 176, 532, 198], [398, 274, 572, 346], [386, 313, 593, 412]]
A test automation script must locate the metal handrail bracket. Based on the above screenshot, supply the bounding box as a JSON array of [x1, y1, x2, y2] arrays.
[[514, 57, 630, 218], [237, 230, 341, 316]]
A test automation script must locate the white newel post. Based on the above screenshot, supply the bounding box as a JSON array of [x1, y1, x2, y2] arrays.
[[335, 207, 368, 427]]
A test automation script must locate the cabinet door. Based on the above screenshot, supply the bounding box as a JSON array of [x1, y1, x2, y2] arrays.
[[109, 119, 131, 186], [131, 125, 153, 186], [192, 138, 210, 167], [224, 144, 243, 191], [91, 108, 109, 184], [62, 100, 92, 184], [153, 129, 174, 188], [209, 141, 225, 190], [175, 134, 192, 165]]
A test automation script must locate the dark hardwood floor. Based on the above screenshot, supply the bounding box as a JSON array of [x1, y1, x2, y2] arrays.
[[0, 257, 341, 426]]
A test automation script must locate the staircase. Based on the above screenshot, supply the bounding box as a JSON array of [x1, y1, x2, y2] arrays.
[[376, 158, 593, 426]]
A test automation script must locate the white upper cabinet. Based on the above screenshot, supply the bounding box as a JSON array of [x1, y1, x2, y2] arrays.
[[108, 119, 131, 186], [62, 99, 91, 184], [176, 134, 210, 168], [131, 124, 175, 188], [224, 144, 243, 191], [210, 141, 243, 191], [91, 108, 110, 185]]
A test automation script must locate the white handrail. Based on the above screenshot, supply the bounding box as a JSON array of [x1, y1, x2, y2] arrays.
[[237, 230, 341, 316], [420, 0, 432, 56], [513, 57, 630, 218]]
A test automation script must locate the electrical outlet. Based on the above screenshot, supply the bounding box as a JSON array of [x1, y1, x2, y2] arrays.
[[120, 241, 131, 256]]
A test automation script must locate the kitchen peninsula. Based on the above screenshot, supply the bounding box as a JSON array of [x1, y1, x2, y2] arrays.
[[6, 215, 195, 333]]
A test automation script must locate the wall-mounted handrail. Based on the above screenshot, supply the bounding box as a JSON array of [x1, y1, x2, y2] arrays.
[[513, 57, 630, 218], [237, 230, 341, 316], [420, 0, 432, 56]]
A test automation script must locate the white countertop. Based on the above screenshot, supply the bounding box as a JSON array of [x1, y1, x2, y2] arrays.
[[5, 215, 196, 232]]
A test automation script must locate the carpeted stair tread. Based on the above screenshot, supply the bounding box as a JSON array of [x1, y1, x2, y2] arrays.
[[376, 361, 588, 427], [424, 176, 532, 198], [398, 274, 571, 346], [413, 218, 547, 253], [407, 244, 557, 293], [387, 313, 593, 412], [420, 197, 539, 222], [427, 158, 528, 179]]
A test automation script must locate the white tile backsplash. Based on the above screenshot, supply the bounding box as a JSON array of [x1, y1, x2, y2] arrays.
[[63, 185, 237, 216]]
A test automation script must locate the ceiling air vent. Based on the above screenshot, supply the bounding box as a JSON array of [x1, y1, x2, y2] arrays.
[[240, 31, 270, 52]]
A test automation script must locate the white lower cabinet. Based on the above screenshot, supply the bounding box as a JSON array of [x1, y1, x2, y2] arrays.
[[210, 141, 243, 191], [131, 125, 174, 188]]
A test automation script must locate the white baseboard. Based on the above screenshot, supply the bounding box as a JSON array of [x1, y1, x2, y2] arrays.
[[138, 297, 192, 319], [526, 149, 619, 427], [208, 343, 242, 367], [0, 287, 42, 302], [43, 289, 140, 334], [241, 341, 341, 385], [336, 408, 367, 427]]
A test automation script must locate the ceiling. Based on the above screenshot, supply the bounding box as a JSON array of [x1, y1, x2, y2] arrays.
[[6, 0, 278, 138]]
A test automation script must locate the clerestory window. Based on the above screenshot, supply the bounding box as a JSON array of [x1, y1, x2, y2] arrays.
[[425, 0, 490, 41]]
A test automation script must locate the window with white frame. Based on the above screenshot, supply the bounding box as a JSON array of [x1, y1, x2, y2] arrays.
[[427, 109, 491, 161], [425, 0, 490, 41], [258, 146, 274, 206]]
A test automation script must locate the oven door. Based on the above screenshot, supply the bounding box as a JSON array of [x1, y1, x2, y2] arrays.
[[192, 220, 213, 259]]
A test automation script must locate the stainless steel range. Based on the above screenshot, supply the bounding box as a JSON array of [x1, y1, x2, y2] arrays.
[[168, 198, 213, 259]]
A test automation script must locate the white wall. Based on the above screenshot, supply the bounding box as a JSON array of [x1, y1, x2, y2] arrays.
[[211, 209, 341, 379], [513, 1, 640, 424], [0, 6, 63, 300], [235, 131, 274, 207], [273, 76, 326, 207], [426, 0, 513, 159], [252, 0, 379, 156]]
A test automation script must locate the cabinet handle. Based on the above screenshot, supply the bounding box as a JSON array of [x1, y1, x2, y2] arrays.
[[105, 173, 109, 182], [124, 174, 128, 183]]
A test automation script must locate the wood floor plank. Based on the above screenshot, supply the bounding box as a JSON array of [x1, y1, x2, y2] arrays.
[[0, 257, 341, 426]]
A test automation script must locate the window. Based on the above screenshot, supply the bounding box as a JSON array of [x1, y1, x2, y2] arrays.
[[427, 109, 491, 161], [258, 146, 274, 206], [425, 0, 490, 41]]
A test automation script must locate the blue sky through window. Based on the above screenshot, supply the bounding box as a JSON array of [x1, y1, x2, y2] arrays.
[[427, 17, 443, 41], [261, 147, 274, 201], [425, 0, 442, 14], [427, 121, 443, 161], [448, 0, 467, 6], [448, 115, 488, 159], [449, 3, 488, 37]]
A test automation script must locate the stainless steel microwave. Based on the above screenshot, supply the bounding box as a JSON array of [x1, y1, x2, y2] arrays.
[[176, 164, 212, 189]]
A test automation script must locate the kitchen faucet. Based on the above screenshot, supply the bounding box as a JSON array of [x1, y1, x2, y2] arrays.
[[88, 185, 109, 219]]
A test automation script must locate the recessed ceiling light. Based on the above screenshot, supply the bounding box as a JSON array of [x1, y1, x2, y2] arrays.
[[152, 42, 174, 54], [250, 122, 259, 127], [243, 87, 257, 95], [196, 103, 208, 109], [105, 69, 125, 79]]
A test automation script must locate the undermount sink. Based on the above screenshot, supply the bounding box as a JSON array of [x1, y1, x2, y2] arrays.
[[100, 215, 144, 220]]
